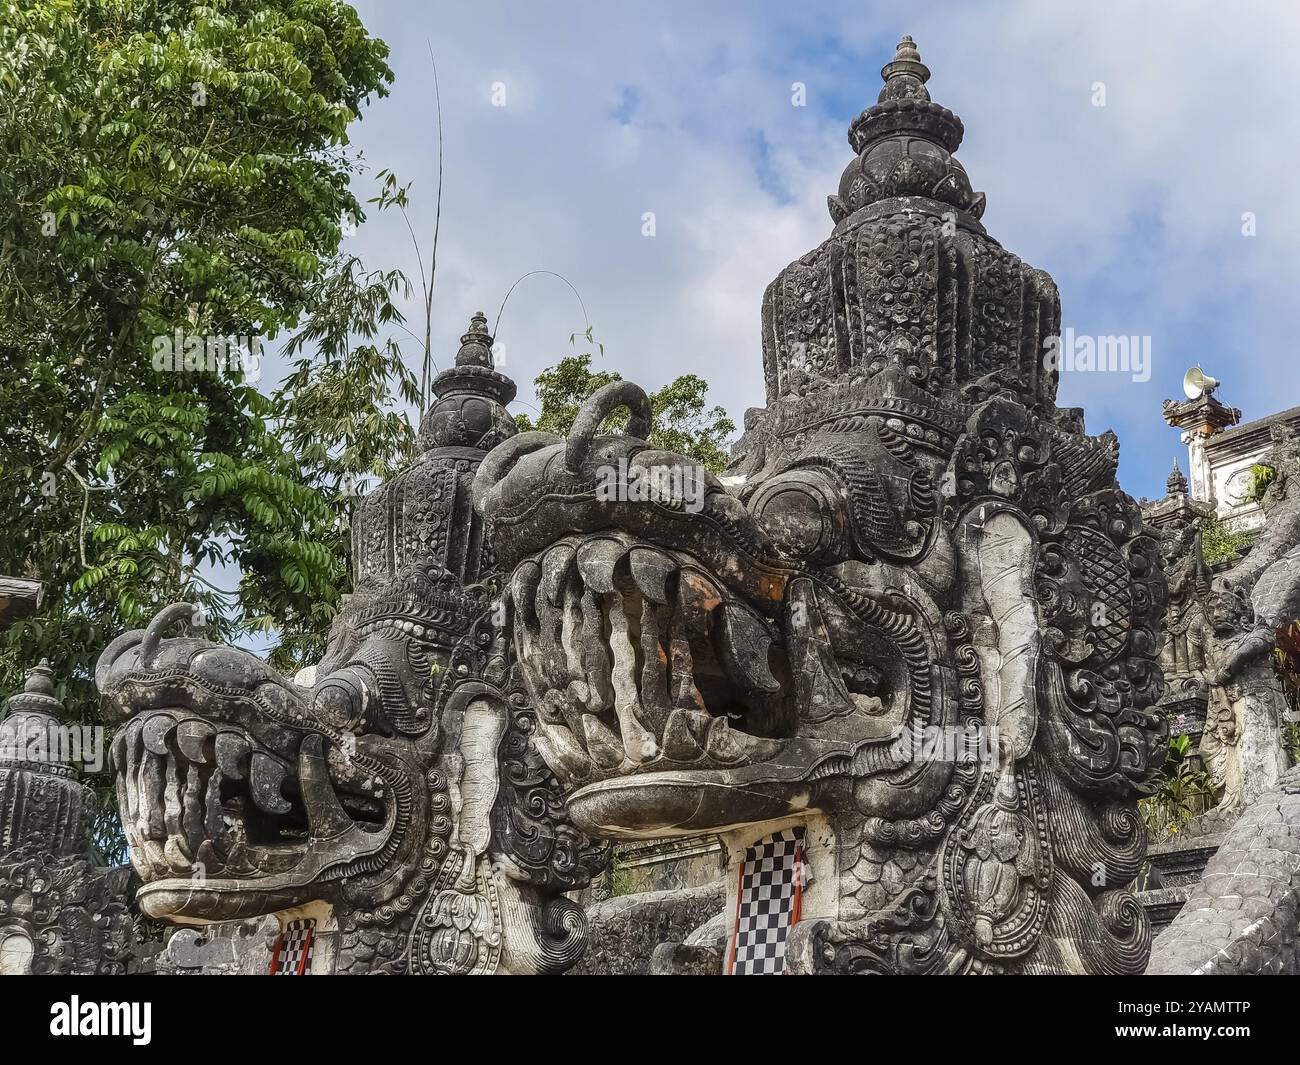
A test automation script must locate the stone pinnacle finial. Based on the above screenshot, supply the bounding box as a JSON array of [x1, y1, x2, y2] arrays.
[[26, 658, 55, 695], [877, 35, 931, 105], [1, 658, 76, 776], [417, 309, 518, 452], [455, 311, 495, 369], [1167, 458, 1189, 497], [847, 34, 962, 158], [3, 659, 62, 720], [838, 35, 970, 217]]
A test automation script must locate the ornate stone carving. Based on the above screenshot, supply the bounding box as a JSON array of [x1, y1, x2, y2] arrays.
[[96, 314, 607, 974], [1195, 427, 1300, 814], [474, 37, 1169, 975]]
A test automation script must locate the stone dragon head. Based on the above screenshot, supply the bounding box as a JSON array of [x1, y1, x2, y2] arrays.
[[473, 38, 1169, 974], [96, 315, 608, 974]]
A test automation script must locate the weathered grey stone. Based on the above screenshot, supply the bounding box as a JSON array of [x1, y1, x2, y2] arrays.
[[95, 314, 608, 974], [475, 37, 1169, 975], [1148, 766, 1300, 974], [0, 663, 135, 974], [572, 879, 726, 975]]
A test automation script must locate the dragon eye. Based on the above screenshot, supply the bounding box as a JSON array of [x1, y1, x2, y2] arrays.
[[748, 471, 847, 562]]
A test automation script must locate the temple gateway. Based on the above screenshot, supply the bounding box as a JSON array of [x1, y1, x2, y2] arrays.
[[4, 37, 1300, 976]]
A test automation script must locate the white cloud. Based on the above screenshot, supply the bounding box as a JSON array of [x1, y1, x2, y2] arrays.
[[343, 0, 1300, 502]]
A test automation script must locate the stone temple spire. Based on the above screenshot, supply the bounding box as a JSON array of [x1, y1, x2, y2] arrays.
[[761, 35, 1055, 408], [1167, 458, 1189, 497], [830, 36, 981, 227], [0, 661, 94, 857], [418, 311, 517, 452], [451, 310, 494, 369], [1, 661, 73, 776], [352, 310, 520, 603]]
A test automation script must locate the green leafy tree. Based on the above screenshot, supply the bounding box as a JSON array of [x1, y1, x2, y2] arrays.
[[267, 252, 419, 671], [516, 329, 736, 472], [0, 0, 401, 860]]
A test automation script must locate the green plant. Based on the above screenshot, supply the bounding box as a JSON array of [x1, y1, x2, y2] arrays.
[[1284, 721, 1300, 768], [1200, 518, 1253, 566], [1139, 732, 1216, 841], [1245, 463, 1277, 504]]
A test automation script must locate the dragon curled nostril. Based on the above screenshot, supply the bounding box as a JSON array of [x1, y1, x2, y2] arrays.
[[139, 602, 206, 669], [311, 671, 368, 731]]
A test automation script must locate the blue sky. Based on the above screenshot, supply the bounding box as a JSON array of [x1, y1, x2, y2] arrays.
[[336, 0, 1300, 505]]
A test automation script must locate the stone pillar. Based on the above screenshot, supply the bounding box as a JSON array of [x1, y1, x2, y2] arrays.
[[1162, 391, 1240, 507], [0, 661, 95, 857]]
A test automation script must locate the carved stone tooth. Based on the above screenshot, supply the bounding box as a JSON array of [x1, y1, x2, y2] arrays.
[[203, 766, 225, 846], [784, 578, 857, 722], [540, 543, 576, 607], [638, 597, 673, 734], [510, 560, 542, 626], [678, 569, 724, 612], [163, 834, 192, 874], [221, 831, 260, 876], [299, 733, 354, 842], [563, 680, 594, 733], [215, 798, 258, 874], [117, 741, 145, 875], [194, 838, 225, 877], [511, 563, 549, 711], [562, 584, 605, 714], [535, 567, 572, 693], [702, 716, 782, 765], [215, 731, 251, 780], [141, 839, 169, 879], [668, 582, 710, 715], [514, 627, 549, 717], [660, 708, 705, 762], [668, 570, 725, 719], [163, 753, 185, 845], [249, 751, 292, 815], [540, 687, 584, 741], [575, 537, 627, 595], [140, 750, 167, 842], [580, 713, 625, 769], [534, 719, 593, 782], [176, 718, 215, 764], [604, 590, 658, 763], [127, 845, 150, 881], [118, 719, 141, 823], [683, 707, 715, 744], [629, 546, 676, 604], [717, 602, 781, 693], [110, 726, 127, 774], [182, 763, 206, 858], [142, 712, 178, 756], [117, 769, 137, 849], [580, 588, 616, 713]]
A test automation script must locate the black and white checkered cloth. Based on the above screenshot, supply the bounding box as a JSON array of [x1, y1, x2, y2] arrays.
[[729, 827, 805, 975], [270, 918, 316, 975]]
